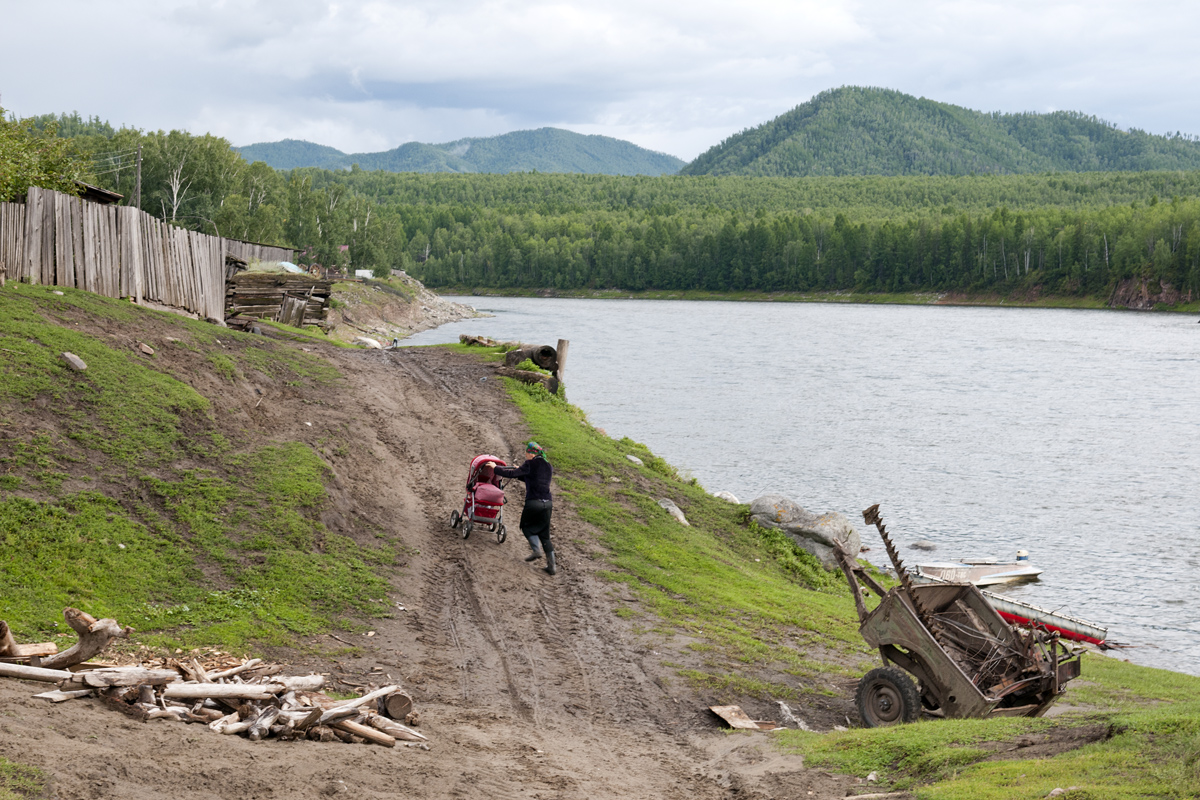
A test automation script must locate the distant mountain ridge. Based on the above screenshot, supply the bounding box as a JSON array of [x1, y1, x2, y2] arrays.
[[682, 86, 1200, 177], [237, 128, 684, 176]]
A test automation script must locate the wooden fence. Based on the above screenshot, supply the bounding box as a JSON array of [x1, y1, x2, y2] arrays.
[[0, 187, 294, 319]]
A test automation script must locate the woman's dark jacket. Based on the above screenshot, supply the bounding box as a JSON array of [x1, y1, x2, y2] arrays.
[[493, 458, 553, 502]]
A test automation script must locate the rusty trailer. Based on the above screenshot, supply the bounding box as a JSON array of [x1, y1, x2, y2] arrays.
[[836, 505, 1083, 727]]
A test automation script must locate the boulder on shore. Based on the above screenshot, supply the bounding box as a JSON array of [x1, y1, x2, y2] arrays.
[[749, 494, 861, 571]]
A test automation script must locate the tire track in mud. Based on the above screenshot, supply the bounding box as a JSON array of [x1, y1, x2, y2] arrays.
[[453, 546, 545, 725]]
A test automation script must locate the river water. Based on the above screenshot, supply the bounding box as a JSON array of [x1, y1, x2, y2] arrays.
[[406, 297, 1200, 676]]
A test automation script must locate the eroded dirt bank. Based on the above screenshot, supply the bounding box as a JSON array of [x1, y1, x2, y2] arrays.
[[0, 328, 877, 800]]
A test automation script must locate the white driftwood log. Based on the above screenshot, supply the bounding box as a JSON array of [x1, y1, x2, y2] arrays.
[[206, 659, 262, 681], [162, 682, 284, 701], [33, 689, 94, 703], [363, 711, 428, 742], [61, 667, 180, 689], [209, 712, 254, 735], [248, 706, 281, 741], [316, 706, 360, 726], [277, 675, 325, 692], [327, 684, 401, 711], [0, 662, 75, 682], [38, 608, 133, 670]]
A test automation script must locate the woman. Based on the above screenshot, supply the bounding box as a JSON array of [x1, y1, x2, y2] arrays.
[[489, 442, 556, 575]]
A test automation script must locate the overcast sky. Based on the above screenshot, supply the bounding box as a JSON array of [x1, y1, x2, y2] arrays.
[[3, 1, 1198, 161]]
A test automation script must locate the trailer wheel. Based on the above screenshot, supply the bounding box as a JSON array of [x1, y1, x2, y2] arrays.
[[856, 666, 921, 727]]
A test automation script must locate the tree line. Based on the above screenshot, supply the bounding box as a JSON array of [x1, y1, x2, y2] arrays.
[[5, 110, 1199, 301]]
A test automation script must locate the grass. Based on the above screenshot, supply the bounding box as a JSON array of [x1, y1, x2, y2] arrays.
[[0, 758, 44, 800]]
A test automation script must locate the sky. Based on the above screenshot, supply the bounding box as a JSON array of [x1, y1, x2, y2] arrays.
[[3, 0, 1199, 161]]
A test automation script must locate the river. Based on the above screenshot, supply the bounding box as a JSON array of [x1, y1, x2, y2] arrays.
[[405, 296, 1200, 676]]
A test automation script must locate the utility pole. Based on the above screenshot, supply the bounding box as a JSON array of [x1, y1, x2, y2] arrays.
[[133, 143, 142, 209]]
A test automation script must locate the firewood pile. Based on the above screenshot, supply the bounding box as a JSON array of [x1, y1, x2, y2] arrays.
[[225, 272, 333, 327], [0, 608, 426, 749]]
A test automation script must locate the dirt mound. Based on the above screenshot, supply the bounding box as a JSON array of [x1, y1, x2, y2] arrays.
[[326, 273, 479, 343]]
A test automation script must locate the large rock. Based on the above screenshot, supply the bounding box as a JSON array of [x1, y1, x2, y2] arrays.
[[749, 494, 861, 570]]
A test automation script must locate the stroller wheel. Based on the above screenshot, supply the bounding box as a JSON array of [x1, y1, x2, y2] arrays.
[[450, 510, 461, 529], [496, 523, 506, 544], [461, 519, 473, 539]]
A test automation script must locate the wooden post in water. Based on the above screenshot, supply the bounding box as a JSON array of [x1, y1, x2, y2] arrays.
[[556, 338, 569, 387]]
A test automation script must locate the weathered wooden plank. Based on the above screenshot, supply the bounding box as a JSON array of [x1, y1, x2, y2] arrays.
[[23, 187, 42, 283], [39, 188, 56, 285], [81, 202, 97, 293], [71, 197, 85, 290], [125, 207, 144, 303]]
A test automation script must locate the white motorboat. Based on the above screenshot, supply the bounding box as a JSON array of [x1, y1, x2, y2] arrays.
[[915, 550, 1042, 587]]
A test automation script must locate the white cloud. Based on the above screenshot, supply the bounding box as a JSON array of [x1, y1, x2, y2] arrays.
[[2, 0, 1199, 159]]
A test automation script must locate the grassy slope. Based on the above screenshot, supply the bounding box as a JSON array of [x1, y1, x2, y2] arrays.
[[475, 344, 1200, 799], [0, 284, 397, 653]]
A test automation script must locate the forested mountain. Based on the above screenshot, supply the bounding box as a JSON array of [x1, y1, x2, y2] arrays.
[[10, 108, 1200, 308], [236, 128, 686, 176], [683, 87, 1200, 177]]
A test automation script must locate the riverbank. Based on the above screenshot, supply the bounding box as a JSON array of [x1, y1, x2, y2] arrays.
[[1, 283, 1198, 798], [437, 285, 1200, 314]]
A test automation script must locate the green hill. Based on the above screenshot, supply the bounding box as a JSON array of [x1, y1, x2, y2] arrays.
[[236, 128, 685, 176], [682, 86, 1200, 177], [236, 138, 348, 170]]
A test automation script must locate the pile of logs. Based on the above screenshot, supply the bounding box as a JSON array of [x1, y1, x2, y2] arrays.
[[0, 609, 425, 749], [225, 272, 333, 327]]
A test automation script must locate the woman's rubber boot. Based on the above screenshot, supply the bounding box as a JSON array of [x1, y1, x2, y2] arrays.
[[524, 535, 544, 562], [544, 551, 557, 576]]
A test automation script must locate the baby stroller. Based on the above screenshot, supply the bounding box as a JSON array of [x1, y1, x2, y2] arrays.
[[450, 454, 508, 543]]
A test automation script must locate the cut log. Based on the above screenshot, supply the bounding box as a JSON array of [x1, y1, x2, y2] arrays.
[[0, 662, 75, 683], [332, 719, 395, 747], [60, 668, 180, 689], [307, 725, 336, 742], [378, 690, 413, 720], [0, 621, 58, 659], [247, 706, 281, 741], [38, 608, 133, 670], [363, 711, 427, 742], [503, 344, 557, 371], [162, 682, 283, 701]]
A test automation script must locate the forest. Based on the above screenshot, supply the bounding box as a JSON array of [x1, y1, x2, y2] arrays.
[[4, 108, 1199, 303]]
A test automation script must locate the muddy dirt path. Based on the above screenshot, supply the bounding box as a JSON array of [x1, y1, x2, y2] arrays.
[[0, 343, 876, 800]]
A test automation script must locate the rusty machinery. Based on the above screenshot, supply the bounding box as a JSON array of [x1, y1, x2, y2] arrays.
[[834, 505, 1083, 727]]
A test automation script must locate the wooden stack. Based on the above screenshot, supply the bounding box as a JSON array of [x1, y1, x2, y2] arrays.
[[0, 610, 426, 749], [225, 272, 333, 326]]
